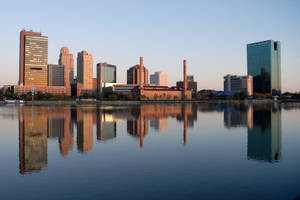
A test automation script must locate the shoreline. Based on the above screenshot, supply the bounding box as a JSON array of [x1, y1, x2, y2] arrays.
[[1, 99, 299, 106]]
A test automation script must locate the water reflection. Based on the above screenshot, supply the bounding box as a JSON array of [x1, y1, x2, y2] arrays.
[[222, 103, 282, 163], [17, 102, 283, 174], [247, 104, 282, 163]]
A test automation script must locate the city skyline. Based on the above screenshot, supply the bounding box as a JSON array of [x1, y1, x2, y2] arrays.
[[0, 1, 300, 92]]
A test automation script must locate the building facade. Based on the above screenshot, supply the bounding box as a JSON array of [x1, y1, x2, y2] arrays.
[[97, 63, 117, 93], [59, 47, 74, 87], [77, 51, 93, 90], [150, 72, 168, 86], [47, 64, 64, 86], [19, 30, 48, 86], [127, 65, 149, 84], [224, 74, 253, 96], [247, 40, 281, 95], [176, 75, 197, 94]]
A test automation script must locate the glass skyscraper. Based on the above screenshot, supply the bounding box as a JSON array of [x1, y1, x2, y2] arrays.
[[247, 40, 281, 95]]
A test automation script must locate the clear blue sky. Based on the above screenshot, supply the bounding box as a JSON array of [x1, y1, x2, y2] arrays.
[[0, 0, 299, 91]]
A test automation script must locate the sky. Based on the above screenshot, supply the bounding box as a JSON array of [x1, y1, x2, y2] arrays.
[[0, 0, 299, 92]]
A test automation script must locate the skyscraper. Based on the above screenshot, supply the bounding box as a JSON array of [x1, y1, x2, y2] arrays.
[[59, 47, 74, 87], [127, 64, 149, 84], [19, 30, 48, 86], [150, 72, 168, 86], [247, 40, 281, 95], [77, 51, 93, 89]]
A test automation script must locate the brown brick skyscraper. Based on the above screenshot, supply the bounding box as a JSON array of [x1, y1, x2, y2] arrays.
[[59, 47, 74, 87], [19, 30, 48, 86], [77, 51, 93, 89]]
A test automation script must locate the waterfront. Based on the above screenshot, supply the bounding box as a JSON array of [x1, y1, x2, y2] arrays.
[[0, 103, 300, 199]]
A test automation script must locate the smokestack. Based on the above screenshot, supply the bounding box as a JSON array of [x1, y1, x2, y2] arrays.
[[99, 63, 103, 93], [183, 60, 187, 94], [140, 56, 143, 89]]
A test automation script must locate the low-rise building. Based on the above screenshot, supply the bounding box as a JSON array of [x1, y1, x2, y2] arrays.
[[224, 74, 253, 96], [176, 75, 197, 94], [14, 85, 71, 96]]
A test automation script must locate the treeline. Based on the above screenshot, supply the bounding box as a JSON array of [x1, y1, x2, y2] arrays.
[[0, 88, 71, 101]]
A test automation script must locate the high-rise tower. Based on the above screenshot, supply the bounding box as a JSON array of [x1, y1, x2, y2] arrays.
[[59, 47, 74, 87], [77, 51, 93, 90], [19, 30, 48, 86], [247, 40, 281, 95]]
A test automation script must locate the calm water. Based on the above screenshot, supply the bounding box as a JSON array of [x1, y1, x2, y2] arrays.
[[0, 102, 300, 200]]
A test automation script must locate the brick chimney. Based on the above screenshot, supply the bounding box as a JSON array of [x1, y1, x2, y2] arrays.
[[140, 57, 143, 89], [183, 60, 187, 95]]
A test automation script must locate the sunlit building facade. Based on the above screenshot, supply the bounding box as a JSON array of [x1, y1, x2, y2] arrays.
[[127, 64, 149, 84], [19, 30, 48, 86], [150, 72, 168, 86], [59, 47, 74, 87], [224, 74, 253, 96], [77, 51, 93, 90]]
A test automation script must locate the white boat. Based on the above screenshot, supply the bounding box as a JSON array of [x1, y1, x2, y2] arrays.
[[4, 100, 25, 104]]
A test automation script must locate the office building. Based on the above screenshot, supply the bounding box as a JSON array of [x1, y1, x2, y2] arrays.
[[176, 75, 197, 94], [77, 51, 93, 90], [59, 47, 74, 87], [247, 40, 281, 95], [19, 30, 48, 86], [47, 64, 64, 86], [127, 64, 149, 84], [224, 74, 253, 96], [97, 63, 117, 93], [150, 72, 168, 86]]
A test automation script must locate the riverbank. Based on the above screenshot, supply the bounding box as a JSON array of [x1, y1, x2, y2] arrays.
[[0, 99, 295, 106]]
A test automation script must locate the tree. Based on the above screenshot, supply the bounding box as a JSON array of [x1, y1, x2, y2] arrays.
[[108, 93, 118, 100]]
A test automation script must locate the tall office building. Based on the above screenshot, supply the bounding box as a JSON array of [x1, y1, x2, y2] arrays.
[[127, 65, 149, 84], [59, 47, 74, 87], [247, 40, 281, 95], [150, 72, 168, 86], [47, 64, 64, 86], [77, 51, 93, 89], [97, 63, 117, 93], [19, 30, 48, 86], [224, 74, 253, 96]]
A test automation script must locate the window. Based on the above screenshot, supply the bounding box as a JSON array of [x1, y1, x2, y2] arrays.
[[274, 42, 277, 51]]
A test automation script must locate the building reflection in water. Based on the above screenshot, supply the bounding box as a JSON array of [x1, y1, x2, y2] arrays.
[[126, 104, 196, 147], [18, 104, 198, 174], [96, 108, 117, 141], [19, 106, 48, 174], [247, 104, 282, 163], [223, 103, 282, 163], [76, 106, 94, 153]]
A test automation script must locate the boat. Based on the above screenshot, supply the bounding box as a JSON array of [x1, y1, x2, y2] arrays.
[[4, 100, 25, 104]]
